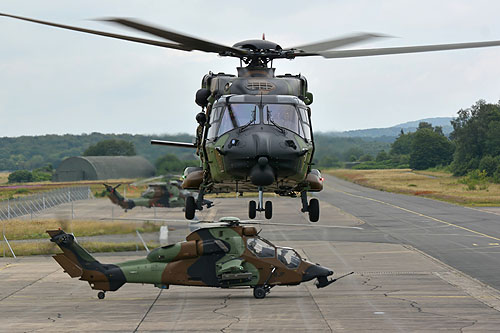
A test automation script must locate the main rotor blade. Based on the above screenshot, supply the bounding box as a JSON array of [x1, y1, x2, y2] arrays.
[[151, 140, 196, 149], [0, 12, 192, 51], [101, 18, 247, 55], [320, 39, 500, 58], [290, 33, 389, 52]]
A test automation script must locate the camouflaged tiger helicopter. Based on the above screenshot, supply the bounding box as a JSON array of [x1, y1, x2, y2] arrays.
[[103, 176, 213, 212], [103, 177, 204, 211], [103, 182, 184, 211], [47, 217, 352, 299], [4, 12, 500, 222]]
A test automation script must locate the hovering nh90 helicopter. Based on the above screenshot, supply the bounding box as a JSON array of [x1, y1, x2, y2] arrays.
[[3, 12, 500, 222], [47, 217, 350, 299]]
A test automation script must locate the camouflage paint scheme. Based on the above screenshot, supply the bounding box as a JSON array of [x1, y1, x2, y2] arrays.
[[103, 180, 188, 211], [187, 77, 322, 197], [47, 220, 334, 298]]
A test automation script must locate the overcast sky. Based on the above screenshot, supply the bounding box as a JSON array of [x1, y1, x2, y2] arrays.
[[1, 1, 500, 137]]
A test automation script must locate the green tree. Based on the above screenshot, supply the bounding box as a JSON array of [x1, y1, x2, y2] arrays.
[[343, 147, 364, 161], [359, 154, 373, 162], [318, 155, 341, 168], [83, 139, 136, 156], [390, 131, 414, 155], [8, 170, 33, 183], [376, 150, 390, 162], [451, 100, 500, 175], [155, 154, 199, 174], [409, 128, 454, 170]]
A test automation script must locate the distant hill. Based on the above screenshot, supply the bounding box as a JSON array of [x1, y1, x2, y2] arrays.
[[326, 117, 454, 138]]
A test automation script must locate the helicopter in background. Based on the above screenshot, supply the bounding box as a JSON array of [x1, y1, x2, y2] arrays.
[[103, 179, 186, 211], [103, 178, 213, 212], [3, 12, 500, 222]]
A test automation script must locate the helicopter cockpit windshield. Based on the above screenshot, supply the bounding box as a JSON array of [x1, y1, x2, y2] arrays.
[[264, 104, 300, 134], [276, 247, 302, 269], [208, 100, 311, 140], [217, 104, 259, 136]]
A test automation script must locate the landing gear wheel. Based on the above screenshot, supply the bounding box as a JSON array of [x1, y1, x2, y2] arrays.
[[264, 201, 273, 220], [97, 291, 105, 300], [185, 196, 196, 220], [253, 286, 266, 299], [248, 200, 257, 219], [308, 198, 320, 222]]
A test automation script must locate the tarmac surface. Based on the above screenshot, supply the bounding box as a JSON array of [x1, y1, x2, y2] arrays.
[[1, 176, 500, 331]]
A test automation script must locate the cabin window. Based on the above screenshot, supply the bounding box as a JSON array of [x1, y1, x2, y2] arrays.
[[217, 103, 259, 136], [264, 104, 300, 134], [246, 237, 275, 258], [277, 247, 301, 269]]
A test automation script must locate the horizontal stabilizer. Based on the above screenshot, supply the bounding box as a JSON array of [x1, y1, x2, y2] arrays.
[[53, 254, 83, 278]]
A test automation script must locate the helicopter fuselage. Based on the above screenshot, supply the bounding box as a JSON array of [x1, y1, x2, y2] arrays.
[[204, 95, 314, 194]]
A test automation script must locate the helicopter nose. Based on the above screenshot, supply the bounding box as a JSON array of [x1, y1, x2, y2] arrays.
[[301, 264, 334, 282]]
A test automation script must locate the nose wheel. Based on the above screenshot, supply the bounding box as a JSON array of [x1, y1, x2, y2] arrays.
[[248, 187, 272, 219], [301, 191, 320, 222]]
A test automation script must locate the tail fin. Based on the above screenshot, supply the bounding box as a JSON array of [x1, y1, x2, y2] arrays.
[[48, 229, 126, 291], [103, 184, 135, 210]]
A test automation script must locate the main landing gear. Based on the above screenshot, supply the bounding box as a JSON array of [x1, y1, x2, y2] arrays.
[[248, 187, 272, 220], [185, 189, 214, 220], [97, 291, 106, 299], [301, 191, 320, 222]]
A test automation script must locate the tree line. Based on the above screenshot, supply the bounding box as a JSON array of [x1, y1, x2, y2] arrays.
[[0, 133, 196, 171], [349, 100, 500, 183]]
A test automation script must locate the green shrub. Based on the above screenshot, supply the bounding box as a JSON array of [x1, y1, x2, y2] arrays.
[[32, 171, 52, 182], [459, 170, 489, 190], [478, 155, 499, 177], [8, 170, 33, 183], [359, 154, 373, 162], [493, 166, 500, 184]]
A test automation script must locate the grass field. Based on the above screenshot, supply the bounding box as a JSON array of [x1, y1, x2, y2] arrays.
[[326, 169, 500, 206], [0, 172, 9, 184], [0, 219, 161, 240], [0, 219, 162, 257]]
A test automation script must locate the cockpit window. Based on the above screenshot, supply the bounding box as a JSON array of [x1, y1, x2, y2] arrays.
[[264, 104, 301, 134], [246, 237, 275, 258], [298, 107, 312, 141], [141, 187, 155, 197], [277, 247, 301, 269], [217, 104, 259, 136]]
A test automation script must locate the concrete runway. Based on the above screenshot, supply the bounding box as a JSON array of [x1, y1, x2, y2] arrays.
[[2, 178, 500, 331], [317, 175, 500, 291]]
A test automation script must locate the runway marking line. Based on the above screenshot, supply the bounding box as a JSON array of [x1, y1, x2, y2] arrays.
[[386, 295, 470, 298], [331, 187, 500, 242], [0, 264, 19, 272]]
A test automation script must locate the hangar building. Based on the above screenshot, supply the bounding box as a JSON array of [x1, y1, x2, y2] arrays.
[[53, 156, 156, 181]]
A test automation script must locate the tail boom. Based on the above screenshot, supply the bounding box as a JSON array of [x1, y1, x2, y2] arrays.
[[48, 229, 126, 291]]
